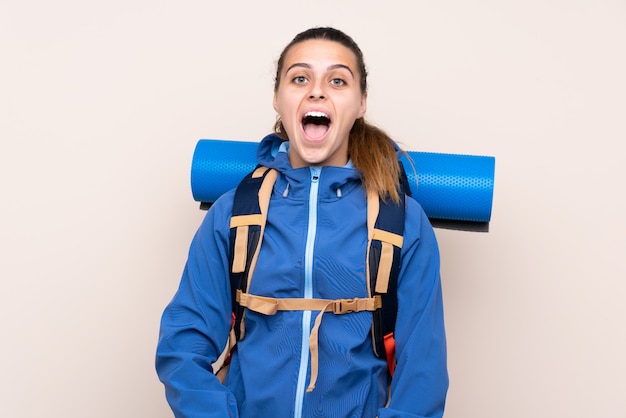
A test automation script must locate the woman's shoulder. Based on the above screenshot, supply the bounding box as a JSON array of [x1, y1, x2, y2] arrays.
[[404, 194, 428, 223], [403, 194, 438, 245], [196, 188, 237, 235]]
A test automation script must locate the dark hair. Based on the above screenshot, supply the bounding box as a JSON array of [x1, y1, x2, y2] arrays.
[[273, 27, 402, 203]]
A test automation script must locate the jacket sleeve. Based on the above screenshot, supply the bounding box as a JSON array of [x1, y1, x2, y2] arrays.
[[156, 194, 238, 418], [378, 198, 449, 418]]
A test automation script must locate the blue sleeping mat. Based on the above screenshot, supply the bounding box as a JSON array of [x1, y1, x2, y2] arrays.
[[190, 139, 495, 231]]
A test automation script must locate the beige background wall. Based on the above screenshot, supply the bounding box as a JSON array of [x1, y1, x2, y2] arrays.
[[2, 1, 625, 417]]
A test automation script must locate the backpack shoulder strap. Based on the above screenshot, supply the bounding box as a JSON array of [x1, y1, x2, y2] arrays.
[[228, 165, 277, 340], [367, 161, 409, 376]]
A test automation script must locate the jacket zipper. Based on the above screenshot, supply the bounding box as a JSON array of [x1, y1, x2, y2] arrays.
[[294, 167, 320, 418]]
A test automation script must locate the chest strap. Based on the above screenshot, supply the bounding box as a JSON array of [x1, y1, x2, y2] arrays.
[[236, 289, 382, 392]]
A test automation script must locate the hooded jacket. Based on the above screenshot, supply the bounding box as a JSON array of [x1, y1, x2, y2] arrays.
[[156, 133, 448, 418]]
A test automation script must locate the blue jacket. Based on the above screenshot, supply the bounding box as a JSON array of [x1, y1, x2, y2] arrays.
[[156, 133, 448, 418]]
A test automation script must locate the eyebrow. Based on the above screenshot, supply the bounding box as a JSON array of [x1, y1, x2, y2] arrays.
[[285, 63, 355, 78]]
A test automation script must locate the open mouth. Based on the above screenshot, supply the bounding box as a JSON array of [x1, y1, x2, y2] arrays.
[[302, 111, 331, 140]]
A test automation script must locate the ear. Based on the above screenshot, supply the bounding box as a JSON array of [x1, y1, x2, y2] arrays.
[[358, 92, 368, 118], [273, 91, 279, 113]]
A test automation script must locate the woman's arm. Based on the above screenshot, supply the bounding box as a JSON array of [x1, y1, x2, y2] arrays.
[[379, 198, 449, 418], [156, 193, 239, 418]]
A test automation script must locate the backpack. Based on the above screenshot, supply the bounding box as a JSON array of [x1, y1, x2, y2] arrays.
[[219, 163, 410, 391]]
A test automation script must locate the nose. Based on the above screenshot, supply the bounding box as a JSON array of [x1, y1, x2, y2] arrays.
[[308, 80, 326, 100]]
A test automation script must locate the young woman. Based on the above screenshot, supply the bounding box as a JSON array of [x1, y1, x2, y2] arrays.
[[156, 27, 448, 418]]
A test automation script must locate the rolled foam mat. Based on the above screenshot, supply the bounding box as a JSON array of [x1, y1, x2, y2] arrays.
[[191, 139, 495, 230]]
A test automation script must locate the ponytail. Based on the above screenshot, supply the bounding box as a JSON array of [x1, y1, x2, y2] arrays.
[[349, 118, 402, 204]]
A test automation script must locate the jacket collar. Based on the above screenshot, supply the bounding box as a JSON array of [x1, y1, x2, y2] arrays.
[[256, 133, 362, 201]]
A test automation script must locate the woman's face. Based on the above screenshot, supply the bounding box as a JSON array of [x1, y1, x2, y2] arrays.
[[273, 39, 367, 168]]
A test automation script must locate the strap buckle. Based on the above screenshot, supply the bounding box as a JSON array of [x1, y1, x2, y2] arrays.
[[333, 298, 358, 314]]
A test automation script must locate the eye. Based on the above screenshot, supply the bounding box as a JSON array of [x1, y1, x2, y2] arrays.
[[293, 76, 308, 84], [330, 78, 346, 87]]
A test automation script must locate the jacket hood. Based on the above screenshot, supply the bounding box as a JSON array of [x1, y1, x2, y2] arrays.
[[256, 133, 292, 171]]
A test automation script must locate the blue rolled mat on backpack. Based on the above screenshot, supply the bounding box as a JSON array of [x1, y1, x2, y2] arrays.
[[190, 139, 496, 232]]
